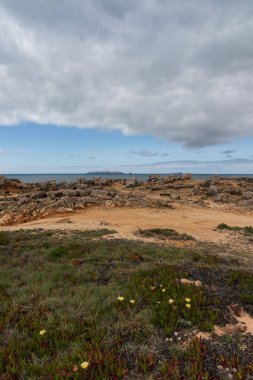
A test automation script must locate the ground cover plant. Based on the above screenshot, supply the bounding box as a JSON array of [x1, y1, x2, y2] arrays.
[[137, 228, 193, 241], [217, 223, 253, 235], [228, 270, 253, 305], [0, 229, 253, 379], [0, 232, 10, 245]]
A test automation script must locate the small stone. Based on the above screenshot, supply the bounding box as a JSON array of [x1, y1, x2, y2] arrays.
[[174, 331, 179, 337]]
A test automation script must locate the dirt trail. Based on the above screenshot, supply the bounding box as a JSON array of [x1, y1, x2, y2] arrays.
[[1, 204, 252, 248]]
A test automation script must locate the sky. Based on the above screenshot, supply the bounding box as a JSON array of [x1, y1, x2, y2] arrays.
[[0, 0, 253, 174]]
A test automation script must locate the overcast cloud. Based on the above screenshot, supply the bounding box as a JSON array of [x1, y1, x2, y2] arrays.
[[0, 0, 253, 147]]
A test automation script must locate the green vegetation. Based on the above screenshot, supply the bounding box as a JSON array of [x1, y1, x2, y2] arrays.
[[217, 223, 253, 234], [0, 231, 10, 245], [0, 229, 252, 378], [228, 270, 253, 304], [125, 266, 216, 335], [138, 228, 193, 240], [78, 228, 117, 238], [159, 337, 253, 379]]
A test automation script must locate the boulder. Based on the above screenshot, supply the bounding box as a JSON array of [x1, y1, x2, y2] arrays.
[[125, 178, 141, 188], [182, 173, 192, 180], [79, 196, 98, 204], [0, 214, 13, 226], [237, 199, 253, 207], [202, 179, 212, 188], [191, 186, 201, 195], [208, 186, 220, 196], [242, 191, 253, 200], [214, 193, 230, 203], [227, 187, 242, 195], [170, 194, 181, 200]]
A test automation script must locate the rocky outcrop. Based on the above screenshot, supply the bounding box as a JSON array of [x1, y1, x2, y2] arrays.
[[125, 178, 142, 188], [0, 176, 173, 226], [208, 185, 220, 197], [197, 176, 253, 207], [147, 173, 192, 185], [0, 176, 23, 193], [1, 174, 252, 226]]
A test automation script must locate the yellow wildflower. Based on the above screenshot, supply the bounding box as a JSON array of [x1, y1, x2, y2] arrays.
[[186, 303, 191, 308], [130, 299, 135, 304], [81, 361, 89, 369], [168, 299, 174, 304], [117, 296, 124, 301], [162, 288, 166, 293], [39, 329, 46, 335], [185, 298, 191, 303]]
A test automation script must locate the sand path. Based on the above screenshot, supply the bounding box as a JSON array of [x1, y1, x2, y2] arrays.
[[1, 204, 252, 248]]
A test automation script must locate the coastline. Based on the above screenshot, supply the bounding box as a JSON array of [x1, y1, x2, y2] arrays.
[[3, 172, 253, 184]]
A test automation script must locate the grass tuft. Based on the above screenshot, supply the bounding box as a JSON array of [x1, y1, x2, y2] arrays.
[[138, 228, 193, 241], [217, 223, 253, 235], [0, 232, 10, 245]]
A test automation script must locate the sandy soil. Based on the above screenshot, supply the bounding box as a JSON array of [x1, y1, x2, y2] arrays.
[[198, 305, 253, 338], [1, 203, 253, 251]]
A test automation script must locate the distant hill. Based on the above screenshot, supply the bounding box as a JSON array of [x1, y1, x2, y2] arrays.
[[85, 171, 124, 175]]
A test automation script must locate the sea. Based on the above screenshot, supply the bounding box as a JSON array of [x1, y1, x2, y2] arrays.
[[3, 173, 253, 183]]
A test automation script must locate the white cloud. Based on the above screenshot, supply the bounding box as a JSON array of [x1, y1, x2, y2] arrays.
[[0, 1, 253, 147]]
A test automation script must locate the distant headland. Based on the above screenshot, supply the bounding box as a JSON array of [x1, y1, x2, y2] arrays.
[[85, 171, 124, 175]]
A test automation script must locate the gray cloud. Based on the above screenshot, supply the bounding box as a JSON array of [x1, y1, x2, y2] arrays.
[[121, 158, 253, 173], [130, 149, 169, 157], [0, 1, 253, 147], [222, 150, 236, 155]]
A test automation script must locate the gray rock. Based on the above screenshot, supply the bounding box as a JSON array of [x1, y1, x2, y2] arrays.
[[79, 196, 98, 204], [208, 186, 220, 196], [214, 193, 230, 203], [91, 189, 110, 198], [170, 194, 180, 200], [125, 178, 141, 188], [191, 186, 201, 195], [227, 187, 242, 195], [242, 191, 253, 200]]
